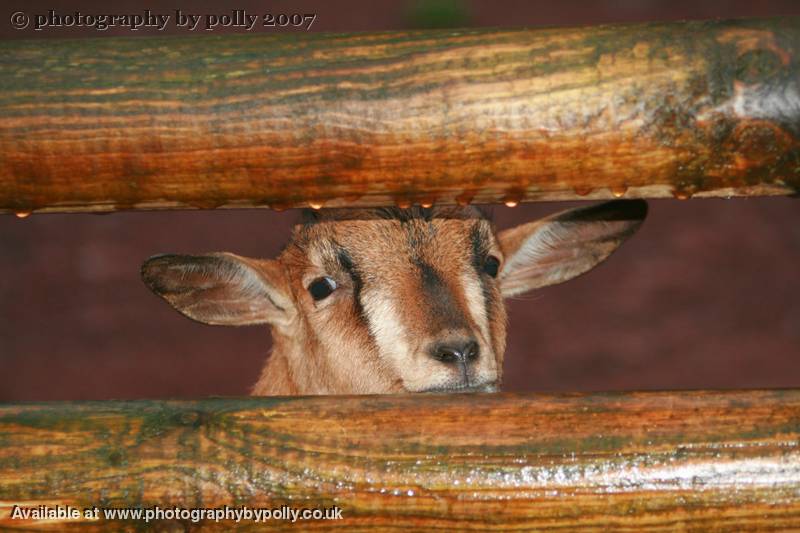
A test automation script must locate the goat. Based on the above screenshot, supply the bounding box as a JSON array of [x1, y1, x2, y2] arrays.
[[141, 200, 647, 395]]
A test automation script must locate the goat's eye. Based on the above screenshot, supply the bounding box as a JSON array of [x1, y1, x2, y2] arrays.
[[483, 256, 500, 278], [308, 277, 337, 301]]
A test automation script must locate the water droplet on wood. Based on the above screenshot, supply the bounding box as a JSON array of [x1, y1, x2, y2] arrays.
[[503, 190, 523, 207], [672, 189, 692, 200], [395, 198, 412, 209], [574, 187, 593, 196], [15, 211, 30, 219], [309, 201, 323, 210], [419, 196, 436, 208], [610, 186, 627, 198]]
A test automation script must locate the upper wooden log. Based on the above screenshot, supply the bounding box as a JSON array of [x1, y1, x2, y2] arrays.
[[1, 391, 800, 530], [1, 18, 799, 214]]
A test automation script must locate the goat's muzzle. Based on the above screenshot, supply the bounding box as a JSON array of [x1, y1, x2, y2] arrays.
[[421, 381, 498, 394]]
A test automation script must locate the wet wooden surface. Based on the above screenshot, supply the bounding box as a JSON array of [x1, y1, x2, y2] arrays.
[[1, 18, 799, 214], [1, 390, 800, 530]]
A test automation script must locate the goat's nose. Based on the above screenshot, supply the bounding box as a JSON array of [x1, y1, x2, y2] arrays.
[[431, 339, 480, 365]]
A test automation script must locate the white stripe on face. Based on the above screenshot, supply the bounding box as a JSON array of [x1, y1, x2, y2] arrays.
[[361, 287, 411, 372]]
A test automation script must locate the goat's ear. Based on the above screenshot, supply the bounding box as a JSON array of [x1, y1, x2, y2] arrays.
[[496, 200, 647, 297], [141, 253, 295, 327]]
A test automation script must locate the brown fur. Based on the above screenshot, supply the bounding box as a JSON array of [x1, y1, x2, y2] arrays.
[[141, 201, 647, 395], [265, 206, 504, 394]]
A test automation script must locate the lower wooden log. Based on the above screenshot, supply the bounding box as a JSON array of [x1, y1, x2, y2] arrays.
[[1, 390, 800, 530]]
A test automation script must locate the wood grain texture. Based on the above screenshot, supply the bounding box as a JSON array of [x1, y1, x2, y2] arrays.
[[1, 391, 800, 530], [0, 18, 799, 214]]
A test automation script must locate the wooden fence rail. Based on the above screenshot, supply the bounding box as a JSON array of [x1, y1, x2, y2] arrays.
[[1, 390, 800, 530], [1, 17, 799, 214]]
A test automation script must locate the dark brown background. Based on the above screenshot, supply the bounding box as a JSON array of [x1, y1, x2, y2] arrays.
[[1, 1, 799, 401]]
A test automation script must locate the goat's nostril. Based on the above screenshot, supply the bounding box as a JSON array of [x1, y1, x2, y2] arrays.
[[431, 340, 480, 364], [464, 341, 479, 361], [434, 346, 460, 364]]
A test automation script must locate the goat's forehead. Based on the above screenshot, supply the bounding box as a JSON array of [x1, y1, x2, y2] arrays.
[[290, 208, 495, 266], [302, 206, 487, 224]]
